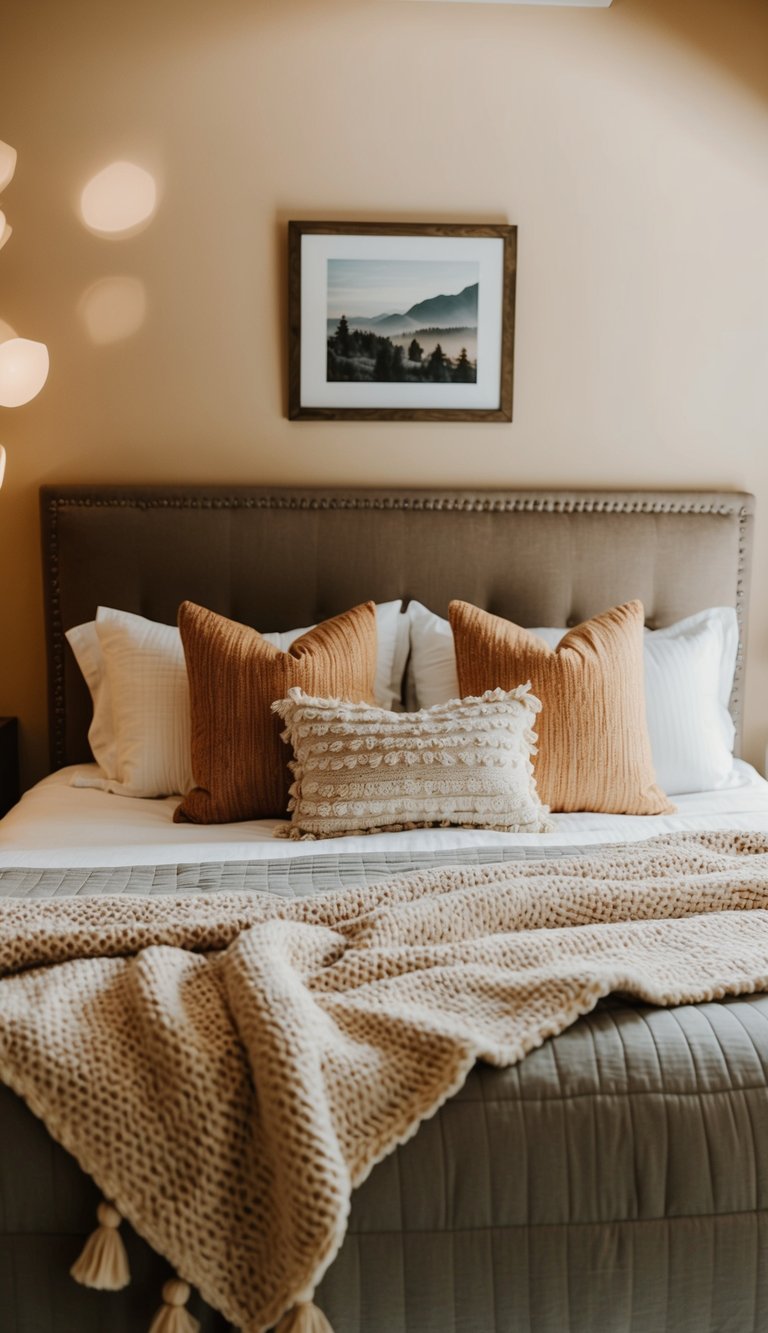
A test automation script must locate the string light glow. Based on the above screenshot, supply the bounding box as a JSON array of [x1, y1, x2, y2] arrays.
[[0, 337, 50, 408], [80, 161, 157, 237]]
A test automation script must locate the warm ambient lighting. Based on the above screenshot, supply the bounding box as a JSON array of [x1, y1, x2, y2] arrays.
[[0, 143, 49, 428], [80, 161, 157, 237], [0, 445, 5, 488], [79, 275, 147, 345], [0, 338, 50, 408], [405, 0, 612, 5], [0, 141, 16, 194], [0, 138, 15, 254]]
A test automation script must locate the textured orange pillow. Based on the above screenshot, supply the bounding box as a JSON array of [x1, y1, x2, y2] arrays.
[[449, 599, 673, 815], [175, 601, 378, 824]]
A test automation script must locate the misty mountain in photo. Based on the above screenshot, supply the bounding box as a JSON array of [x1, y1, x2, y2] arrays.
[[326, 283, 478, 336]]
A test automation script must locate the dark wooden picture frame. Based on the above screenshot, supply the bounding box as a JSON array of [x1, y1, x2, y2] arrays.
[[288, 221, 516, 422]]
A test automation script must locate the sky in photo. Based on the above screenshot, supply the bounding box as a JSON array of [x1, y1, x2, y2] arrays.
[[328, 258, 479, 319]]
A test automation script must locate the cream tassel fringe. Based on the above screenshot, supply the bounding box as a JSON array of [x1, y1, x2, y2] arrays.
[[148, 1279, 201, 1333], [71, 1200, 130, 1290], [276, 1301, 335, 1332]]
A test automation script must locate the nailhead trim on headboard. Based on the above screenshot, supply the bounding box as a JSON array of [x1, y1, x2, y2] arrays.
[[732, 502, 749, 732], [42, 489, 755, 772], [48, 494, 749, 513]]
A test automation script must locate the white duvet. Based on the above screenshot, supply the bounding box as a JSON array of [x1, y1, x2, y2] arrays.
[[2, 761, 768, 869]]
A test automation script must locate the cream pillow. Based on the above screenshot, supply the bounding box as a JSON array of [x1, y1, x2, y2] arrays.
[[67, 602, 409, 799], [272, 685, 553, 840], [77, 608, 193, 798], [65, 620, 118, 779]]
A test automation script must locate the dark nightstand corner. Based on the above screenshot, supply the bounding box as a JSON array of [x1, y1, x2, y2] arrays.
[[0, 718, 19, 819]]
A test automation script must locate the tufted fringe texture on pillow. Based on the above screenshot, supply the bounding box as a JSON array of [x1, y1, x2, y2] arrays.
[[272, 686, 553, 839]]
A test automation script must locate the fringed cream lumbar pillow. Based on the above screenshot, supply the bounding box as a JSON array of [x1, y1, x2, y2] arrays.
[[272, 685, 553, 839]]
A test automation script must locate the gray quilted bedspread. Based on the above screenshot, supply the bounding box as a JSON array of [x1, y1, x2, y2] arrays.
[[1, 849, 767, 1332], [0, 842, 589, 899]]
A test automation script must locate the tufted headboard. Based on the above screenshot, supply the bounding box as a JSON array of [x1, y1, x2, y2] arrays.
[[40, 486, 755, 770]]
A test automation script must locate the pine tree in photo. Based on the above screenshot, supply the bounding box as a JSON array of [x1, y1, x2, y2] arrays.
[[453, 347, 474, 383], [333, 314, 351, 357], [391, 345, 405, 381], [373, 340, 395, 380], [408, 338, 423, 363], [426, 343, 449, 382]]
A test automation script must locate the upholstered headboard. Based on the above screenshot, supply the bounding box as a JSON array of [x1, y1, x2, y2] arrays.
[[40, 486, 755, 770]]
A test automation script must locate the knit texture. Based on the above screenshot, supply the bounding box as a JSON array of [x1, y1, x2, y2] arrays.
[[449, 598, 674, 815], [1, 832, 768, 1330], [175, 601, 377, 824], [272, 684, 553, 839]]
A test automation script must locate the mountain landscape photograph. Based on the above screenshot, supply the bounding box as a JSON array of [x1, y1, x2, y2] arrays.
[[326, 257, 479, 384]]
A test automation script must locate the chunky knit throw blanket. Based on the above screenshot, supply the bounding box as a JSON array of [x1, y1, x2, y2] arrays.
[[3, 831, 768, 1330]]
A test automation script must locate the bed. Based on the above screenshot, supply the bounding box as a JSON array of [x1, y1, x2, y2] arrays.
[[0, 483, 765, 1333]]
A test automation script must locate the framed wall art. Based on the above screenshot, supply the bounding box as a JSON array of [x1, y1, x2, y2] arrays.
[[288, 221, 516, 422]]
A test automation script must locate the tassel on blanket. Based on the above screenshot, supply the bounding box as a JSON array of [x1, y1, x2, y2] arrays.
[[275, 1301, 335, 1332], [71, 1200, 130, 1290], [148, 1279, 201, 1333]]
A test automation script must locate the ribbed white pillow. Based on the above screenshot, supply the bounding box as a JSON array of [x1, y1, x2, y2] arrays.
[[273, 685, 553, 839], [67, 602, 409, 798], [407, 602, 738, 797], [638, 613, 737, 795]]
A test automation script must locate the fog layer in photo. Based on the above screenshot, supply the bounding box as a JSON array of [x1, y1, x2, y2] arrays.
[[327, 258, 479, 384]]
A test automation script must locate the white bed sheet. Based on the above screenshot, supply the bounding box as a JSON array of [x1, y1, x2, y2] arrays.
[[1, 762, 768, 868]]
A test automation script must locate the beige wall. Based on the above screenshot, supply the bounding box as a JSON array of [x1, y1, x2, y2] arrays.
[[2, 0, 768, 784]]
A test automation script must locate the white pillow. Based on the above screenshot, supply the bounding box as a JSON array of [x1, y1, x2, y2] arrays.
[[65, 620, 118, 780], [406, 601, 739, 797], [66, 601, 409, 798], [638, 612, 737, 795], [93, 608, 192, 798]]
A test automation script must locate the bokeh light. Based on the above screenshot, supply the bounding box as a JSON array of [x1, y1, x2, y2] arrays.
[[0, 337, 50, 407], [0, 211, 11, 252], [0, 142, 16, 194], [79, 275, 147, 344], [80, 161, 157, 237]]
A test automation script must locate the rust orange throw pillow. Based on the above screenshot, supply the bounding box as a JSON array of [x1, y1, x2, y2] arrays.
[[175, 600, 378, 824], [449, 599, 673, 815]]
